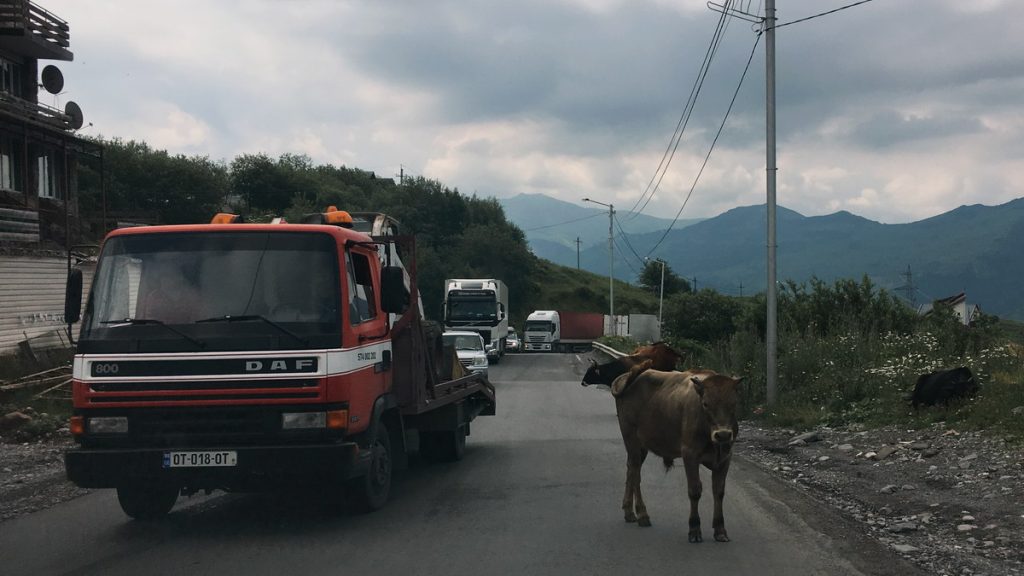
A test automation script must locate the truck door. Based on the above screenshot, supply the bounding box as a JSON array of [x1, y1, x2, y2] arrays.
[[341, 248, 391, 422]]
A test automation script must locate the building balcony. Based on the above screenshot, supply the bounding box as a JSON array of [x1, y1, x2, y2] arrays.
[[0, 90, 74, 131], [0, 0, 71, 61]]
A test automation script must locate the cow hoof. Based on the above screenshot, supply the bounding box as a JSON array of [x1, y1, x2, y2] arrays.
[[624, 512, 637, 523], [638, 517, 652, 528], [688, 530, 703, 543], [714, 531, 730, 542]]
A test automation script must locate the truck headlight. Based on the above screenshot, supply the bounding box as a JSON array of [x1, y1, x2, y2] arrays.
[[281, 412, 327, 430], [89, 416, 128, 434], [473, 356, 487, 367]]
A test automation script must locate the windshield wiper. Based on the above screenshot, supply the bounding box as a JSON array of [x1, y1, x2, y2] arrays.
[[196, 315, 309, 346], [100, 318, 206, 349]]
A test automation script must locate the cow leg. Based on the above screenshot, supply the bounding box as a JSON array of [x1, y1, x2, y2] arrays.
[[711, 458, 731, 542], [622, 439, 646, 524], [684, 458, 703, 543], [633, 448, 651, 527]]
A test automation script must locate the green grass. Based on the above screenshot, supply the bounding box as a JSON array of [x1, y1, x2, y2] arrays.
[[0, 350, 75, 442]]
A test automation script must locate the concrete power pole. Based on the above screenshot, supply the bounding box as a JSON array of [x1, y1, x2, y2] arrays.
[[765, 0, 778, 406], [712, 0, 777, 404], [582, 198, 615, 330], [576, 237, 581, 270]]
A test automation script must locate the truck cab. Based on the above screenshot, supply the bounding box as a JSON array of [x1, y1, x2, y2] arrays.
[[523, 310, 560, 352]]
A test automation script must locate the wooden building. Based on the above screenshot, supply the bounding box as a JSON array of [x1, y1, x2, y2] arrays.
[[0, 1, 102, 354]]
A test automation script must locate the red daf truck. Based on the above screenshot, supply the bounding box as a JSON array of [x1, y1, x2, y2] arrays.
[[62, 208, 495, 519]]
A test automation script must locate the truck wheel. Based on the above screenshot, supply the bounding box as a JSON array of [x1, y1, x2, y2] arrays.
[[435, 426, 467, 462], [117, 482, 178, 520], [348, 422, 392, 513]]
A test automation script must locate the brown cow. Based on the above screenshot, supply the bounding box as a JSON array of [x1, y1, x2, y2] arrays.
[[631, 341, 685, 369], [613, 363, 742, 543], [580, 342, 682, 388]]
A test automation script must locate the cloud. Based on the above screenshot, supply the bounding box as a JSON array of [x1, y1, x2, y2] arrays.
[[42, 0, 1024, 225]]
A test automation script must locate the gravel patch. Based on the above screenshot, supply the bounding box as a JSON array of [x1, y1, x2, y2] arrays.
[[740, 422, 1024, 576]]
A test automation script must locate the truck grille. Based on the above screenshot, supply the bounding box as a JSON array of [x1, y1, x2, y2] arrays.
[[527, 336, 547, 343], [82, 378, 322, 405]]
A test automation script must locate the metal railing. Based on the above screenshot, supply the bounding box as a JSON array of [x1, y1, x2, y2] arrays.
[[0, 90, 72, 129], [0, 1, 70, 48]]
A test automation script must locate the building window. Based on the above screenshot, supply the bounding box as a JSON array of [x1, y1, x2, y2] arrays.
[[0, 136, 22, 192], [37, 151, 61, 200], [0, 58, 24, 98]]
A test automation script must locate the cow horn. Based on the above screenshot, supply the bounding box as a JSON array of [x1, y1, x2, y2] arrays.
[[588, 358, 598, 367]]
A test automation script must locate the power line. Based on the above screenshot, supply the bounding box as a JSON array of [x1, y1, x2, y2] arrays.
[[644, 32, 762, 259], [624, 2, 734, 220], [611, 236, 640, 277], [771, 0, 878, 30], [522, 211, 603, 232], [612, 214, 646, 268]]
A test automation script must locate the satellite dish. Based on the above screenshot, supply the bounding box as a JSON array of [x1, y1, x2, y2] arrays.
[[41, 65, 64, 94], [65, 101, 83, 130]]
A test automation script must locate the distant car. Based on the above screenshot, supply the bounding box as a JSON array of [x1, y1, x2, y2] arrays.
[[443, 331, 489, 379], [506, 330, 521, 353]]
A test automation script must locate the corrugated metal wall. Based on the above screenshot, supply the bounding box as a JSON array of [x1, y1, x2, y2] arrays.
[[0, 255, 94, 354]]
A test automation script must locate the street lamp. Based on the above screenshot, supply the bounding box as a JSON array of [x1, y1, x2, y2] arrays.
[[582, 198, 614, 331], [645, 257, 666, 330]]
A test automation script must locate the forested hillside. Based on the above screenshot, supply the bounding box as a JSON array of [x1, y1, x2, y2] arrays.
[[75, 138, 659, 326]]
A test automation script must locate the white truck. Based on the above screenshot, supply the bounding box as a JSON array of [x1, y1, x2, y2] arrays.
[[523, 309, 604, 353], [443, 279, 509, 362]]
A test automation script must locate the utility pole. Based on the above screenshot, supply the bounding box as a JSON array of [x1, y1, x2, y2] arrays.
[[714, 0, 777, 404], [645, 257, 667, 331], [576, 237, 581, 270], [765, 0, 778, 406], [396, 164, 405, 185], [583, 198, 615, 328]]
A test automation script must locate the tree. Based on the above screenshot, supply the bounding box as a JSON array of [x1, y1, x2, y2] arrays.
[[638, 260, 691, 297]]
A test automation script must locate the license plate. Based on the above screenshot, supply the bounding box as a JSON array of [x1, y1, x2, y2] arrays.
[[162, 451, 238, 468]]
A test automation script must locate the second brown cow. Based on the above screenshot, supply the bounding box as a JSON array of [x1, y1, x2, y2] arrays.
[[612, 363, 742, 543]]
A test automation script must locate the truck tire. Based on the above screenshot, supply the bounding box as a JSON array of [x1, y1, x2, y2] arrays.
[[427, 426, 466, 462], [347, 421, 392, 513], [117, 482, 178, 520]]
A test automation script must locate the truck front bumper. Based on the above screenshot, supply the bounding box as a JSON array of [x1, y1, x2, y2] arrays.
[[524, 342, 551, 351], [65, 442, 367, 489]]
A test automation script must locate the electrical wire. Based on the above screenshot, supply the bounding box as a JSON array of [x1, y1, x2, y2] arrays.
[[644, 32, 762, 259], [624, 1, 734, 220], [522, 211, 604, 232], [613, 213, 647, 269], [771, 0, 878, 30], [611, 235, 641, 277]]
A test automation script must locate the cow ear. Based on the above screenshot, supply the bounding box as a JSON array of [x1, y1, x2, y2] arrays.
[[691, 376, 705, 396]]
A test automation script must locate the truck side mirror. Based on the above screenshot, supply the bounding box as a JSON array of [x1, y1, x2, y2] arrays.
[[65, 268, 83, 324], [381, 266, 409, 314]]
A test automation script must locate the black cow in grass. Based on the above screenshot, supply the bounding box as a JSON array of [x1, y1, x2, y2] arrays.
[[910, 367, 978, 408]]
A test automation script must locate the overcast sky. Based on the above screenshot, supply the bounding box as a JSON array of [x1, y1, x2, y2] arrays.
[[45, 0, 1023, 224]]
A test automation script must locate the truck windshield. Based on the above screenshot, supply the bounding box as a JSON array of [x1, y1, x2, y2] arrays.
[[79, 231, 341, 353], [447, 296, 497, 321], [525, 321, 553, 333]]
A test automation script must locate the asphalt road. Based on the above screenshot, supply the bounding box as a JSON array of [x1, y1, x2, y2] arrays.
[[0, 353, 924, 576]]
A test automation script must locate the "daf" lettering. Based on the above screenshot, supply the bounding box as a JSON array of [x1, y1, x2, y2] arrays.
[[245, 359, 316, 372]]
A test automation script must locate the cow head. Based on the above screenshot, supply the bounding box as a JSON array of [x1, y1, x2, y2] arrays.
[[692, 374, 742, 448], [581, 358, 603, 386]]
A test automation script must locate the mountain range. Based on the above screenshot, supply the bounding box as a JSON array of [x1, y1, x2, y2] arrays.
[[501, 193, 1024, 321], [499, 193, 701, 266]]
